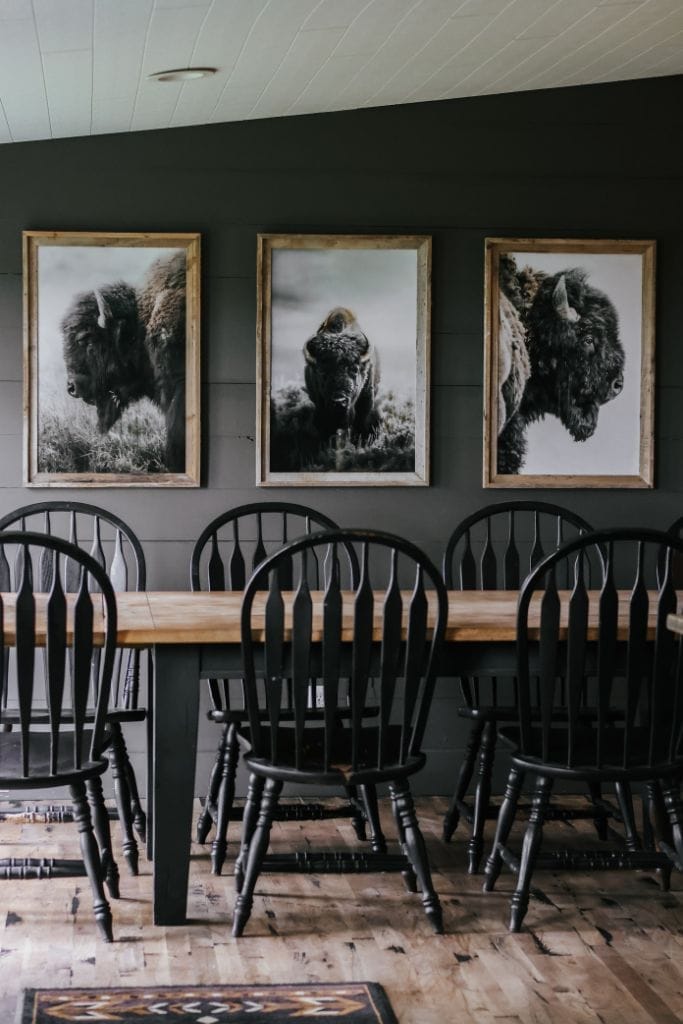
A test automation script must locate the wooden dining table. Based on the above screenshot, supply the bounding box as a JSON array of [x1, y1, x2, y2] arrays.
[[6, 588, 679, 926]]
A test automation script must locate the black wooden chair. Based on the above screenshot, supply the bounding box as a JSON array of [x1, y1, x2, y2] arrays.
[[0, 502, 147, 876], [0, 532, 118, 941], [441, 500, 595, 872], [665, 515, 683, 586], [231, 528, 448, 937], [483, 527, 683, 932], [191, 502, 385, 876], [667, 515, 683, 537], [643, 512, 683, 839]]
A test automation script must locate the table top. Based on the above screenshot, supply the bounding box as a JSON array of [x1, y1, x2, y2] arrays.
[[145, 589, 681, 644], [1, 589, 679, 646]]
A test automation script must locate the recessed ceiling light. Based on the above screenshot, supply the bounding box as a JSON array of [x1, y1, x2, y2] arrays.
[[148, 67, 217, 83]]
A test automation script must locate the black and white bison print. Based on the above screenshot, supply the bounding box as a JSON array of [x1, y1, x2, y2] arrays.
[[61, 250, 186, 472], [269, 306, 415, 475], [303, 307, 381, 445], [497, 254, 625, 474]]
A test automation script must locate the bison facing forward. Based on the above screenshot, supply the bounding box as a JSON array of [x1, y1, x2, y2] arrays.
[[497, 255, 625, 474], [303, 307, 380, 445], [62, 251, 186, 472]]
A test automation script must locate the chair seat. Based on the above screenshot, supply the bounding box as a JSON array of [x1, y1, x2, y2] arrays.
[[244, 724, 425, 785], [459, 706, 518, 721], [499, 724, 683, 781], [1, 708, 145, 725], [207, 705, 379, 725], [106, 708, 146, 724], [0, 732, 108, 787], [460, 706, 623, 723]]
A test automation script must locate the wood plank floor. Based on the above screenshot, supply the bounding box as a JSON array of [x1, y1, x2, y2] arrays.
[[1, 797, 682, 1023]]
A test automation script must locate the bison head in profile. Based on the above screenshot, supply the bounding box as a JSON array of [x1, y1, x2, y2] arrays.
[[303, 307, 380, 444], [61, 251, 186, 472], [62, 281, 150, 434], [522, 269, 625, 442]]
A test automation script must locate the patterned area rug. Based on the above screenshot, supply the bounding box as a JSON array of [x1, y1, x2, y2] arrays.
[[18, 984, 398, 1023]]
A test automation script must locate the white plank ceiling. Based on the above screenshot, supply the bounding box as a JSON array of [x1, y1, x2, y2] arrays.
[[0, 0, 681, 144]]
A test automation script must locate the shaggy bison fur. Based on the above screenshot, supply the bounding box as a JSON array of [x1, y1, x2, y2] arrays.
[[303, 307, 380, 445], [497, 254, 625, 474], [62, 251, 186, 472]]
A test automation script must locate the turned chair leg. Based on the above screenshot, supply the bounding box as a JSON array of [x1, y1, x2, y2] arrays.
[[660, 778, 683, 865], [646, 780, 671, 842], [509, 775, 553, 933], [642, 783, 657, 851], [443, 719, 485, 842], [344, 785, 367, 841], [108, 723, 139, 875], [359, 784, 387, 854], [468, 720, 497, 874], [391, 792, 418, 892], [483, 766, 524, 893], [390, 780, 443, 934], [234, 773, 265, 894], [124, 754, 147, 842], [86, 775, 120, 899], [70, 781, 113, 942], [586, 782, 608, 840], [197, 724, 228, 844], [644, 780, 675, 890], [211, 723, 240, 876], [614, 781, 641, 852], [232, 778, 283, 938]]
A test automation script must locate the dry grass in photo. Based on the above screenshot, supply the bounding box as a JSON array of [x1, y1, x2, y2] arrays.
[[38, 398, 167, 475], [270, 386, 415, 473]]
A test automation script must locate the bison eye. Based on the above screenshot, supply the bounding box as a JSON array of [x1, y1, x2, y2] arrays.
[[86, 341, 94, 356], [583, 334, 595, 352]]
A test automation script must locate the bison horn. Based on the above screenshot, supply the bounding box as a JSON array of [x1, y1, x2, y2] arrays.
[[359, 334, 371, 363], [552, 275, 580, 323], [94, 289, 112, 329], [303, 338, 316, 364]]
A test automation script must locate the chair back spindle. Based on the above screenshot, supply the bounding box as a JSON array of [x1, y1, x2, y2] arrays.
[[16, 544, 35, 777], [516, 528, 683, 774], [192, 503, 355, 594], [0, 502, 145, 722], [191, 503, 358, 716], [444, 500, 593, 592], [443, 500, 594, 716], [240, 529, 447, 783], [0, 532, 117, 780]]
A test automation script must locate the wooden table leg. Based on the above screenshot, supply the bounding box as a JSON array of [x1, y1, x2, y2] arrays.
[[146, 649, 155, 861], [152, 644, 200, 925]]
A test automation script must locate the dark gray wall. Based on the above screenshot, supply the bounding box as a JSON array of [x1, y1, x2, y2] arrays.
[[1, 74, 682, 795]]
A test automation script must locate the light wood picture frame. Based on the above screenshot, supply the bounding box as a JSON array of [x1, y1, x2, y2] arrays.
[[483, 237, 655, 489], [23, 230, 201, 487], [257, 233, 431, 487]]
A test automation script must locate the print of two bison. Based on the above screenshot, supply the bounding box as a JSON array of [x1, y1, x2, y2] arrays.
[[496, 254, 625, 474], [60, 250, 186, 473]]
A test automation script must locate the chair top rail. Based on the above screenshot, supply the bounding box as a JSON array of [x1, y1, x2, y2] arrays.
[[443, 500, 594, 590], [0, 500, 146, 592]]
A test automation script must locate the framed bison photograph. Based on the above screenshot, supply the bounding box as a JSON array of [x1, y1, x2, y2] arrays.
[[483, 237, 656, 488], [256, 233, 431, 487], [23, 230, 201, 487]]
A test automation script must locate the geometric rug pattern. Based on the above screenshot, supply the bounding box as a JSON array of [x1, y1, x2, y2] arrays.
[[18, 984, 398, 1023]]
